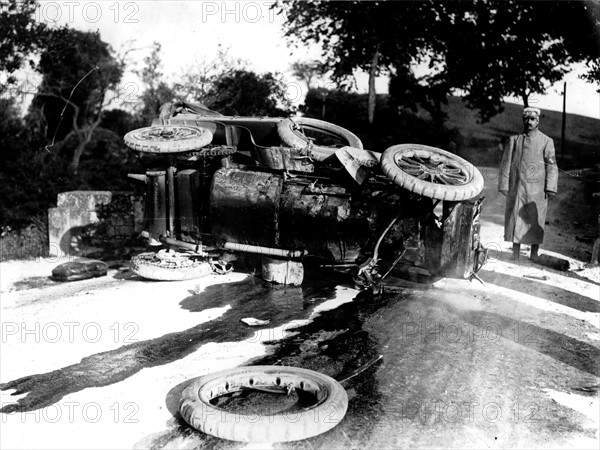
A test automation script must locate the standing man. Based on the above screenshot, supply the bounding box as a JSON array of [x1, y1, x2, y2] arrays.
[[499, 107, 558, 261]]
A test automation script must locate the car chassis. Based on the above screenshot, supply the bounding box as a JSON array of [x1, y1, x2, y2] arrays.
[[124, 102, 486, 289]]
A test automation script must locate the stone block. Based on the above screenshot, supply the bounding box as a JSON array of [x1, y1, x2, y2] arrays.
[[48, 191, 136, 256], [57, 191, 114, 210]]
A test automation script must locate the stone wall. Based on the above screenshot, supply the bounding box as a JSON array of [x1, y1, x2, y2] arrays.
[[48, 191, 143, 257]]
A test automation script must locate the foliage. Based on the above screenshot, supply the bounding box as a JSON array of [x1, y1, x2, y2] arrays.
[[172, 45, 247, 104], [146, 44, 292, 118], [0, 97, 27, 163], [277, 1, 435, 84], [582, 59, 600, 92], [388, 65, 449, 126], [0, 0, 47, 80], [276, 1, 441, 123], [302, 87, 366, 131], [100, 108, 139, 137], [0, 94, 54, 229], [290, 60, 326, 89], [0, 108, 140, 230], [301, 87, 457, 153], [277, 0, 600, 123], [1, 215, 49, 261], [30, 27, 124, 173], [205, 69, 295, 116], [1, 25, 138, 230], [437, 1, 583, 120], [0, 132, 70, 229], [135, 42, 175, 125]]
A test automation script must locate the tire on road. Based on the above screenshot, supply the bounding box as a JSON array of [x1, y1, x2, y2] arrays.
[[131, 252, 213, 281], [180, 365, 348, 443], [381, 144, 484, 201]]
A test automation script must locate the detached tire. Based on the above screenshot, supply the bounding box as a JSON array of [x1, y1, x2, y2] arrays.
[[278, 117, 363, 161], [124, 125, 213, 153], [180, 365, 348, 443], [381, 144, 484, 201], [131, 252, 213, 281]]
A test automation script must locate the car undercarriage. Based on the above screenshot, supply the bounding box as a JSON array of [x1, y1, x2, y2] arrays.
[[124, 103, 487, 289]]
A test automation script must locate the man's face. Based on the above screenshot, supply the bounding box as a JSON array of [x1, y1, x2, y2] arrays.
[[523, 114, 539, 133]]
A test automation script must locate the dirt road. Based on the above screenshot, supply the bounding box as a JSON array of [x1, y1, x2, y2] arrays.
[[0, 167, 598, 449]]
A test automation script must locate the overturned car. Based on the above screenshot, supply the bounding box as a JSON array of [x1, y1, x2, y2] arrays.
[[123, 102, 486, 289]]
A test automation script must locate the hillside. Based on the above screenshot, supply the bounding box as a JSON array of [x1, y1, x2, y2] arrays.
[[442, 97, 600, 169]]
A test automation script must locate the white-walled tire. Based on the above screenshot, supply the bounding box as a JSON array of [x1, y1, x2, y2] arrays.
[[381, 144, 484, 201], [130, 252, 213, 281], [180, 365, 348, 443], [124, 125, 213, 153]]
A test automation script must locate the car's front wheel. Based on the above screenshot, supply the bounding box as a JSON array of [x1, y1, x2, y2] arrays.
[[381, 144, 484, 201]]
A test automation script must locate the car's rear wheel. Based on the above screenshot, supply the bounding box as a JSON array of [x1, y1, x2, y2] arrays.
[[381, 144, 484, 201], [124, 125, 213, 153], [180, 365, 348, 443], [278, 118, 363, 161]]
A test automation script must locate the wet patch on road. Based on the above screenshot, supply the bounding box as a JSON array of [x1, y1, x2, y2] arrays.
[[10, 276, 58, 291], [138, 283, 600, 449], [142, 290, 393, 450], [0, 272, 347, 414]]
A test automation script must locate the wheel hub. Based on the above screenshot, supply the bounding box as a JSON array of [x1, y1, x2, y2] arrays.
[[142, 126, 198, 141], [397, 153, 467, 184]]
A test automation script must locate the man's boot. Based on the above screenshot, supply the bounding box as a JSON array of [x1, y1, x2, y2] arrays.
[[530, 244, 539, 260], [511, 243, 520, 261]]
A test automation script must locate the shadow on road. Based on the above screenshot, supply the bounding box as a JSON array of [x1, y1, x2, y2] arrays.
[[0, 273, 346, 413], [480, 269, 600, 313], [147, 290, 387, 450]]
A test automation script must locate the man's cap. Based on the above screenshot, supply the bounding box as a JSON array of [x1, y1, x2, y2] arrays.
[[523, 107, 541, 117]]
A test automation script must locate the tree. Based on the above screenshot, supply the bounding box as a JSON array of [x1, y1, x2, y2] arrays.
[[277, 0, 600, 123], [388, 65, 449, 126], [582, 59, 600, 92], [0, 96, 27, 163], [573, 2, 600, 91], [204, 69, 294, 116], [135, 42, 175, 125], [290, 60, 325, 90], [30, 28, 123, 174], [172, 45, 247, 104], [276, 1, 439, 124], [436, 1, 594, 120], [0, 0, 47, 82]]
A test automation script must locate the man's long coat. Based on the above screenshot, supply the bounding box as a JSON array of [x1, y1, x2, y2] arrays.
[[499, 130, 558, 244]]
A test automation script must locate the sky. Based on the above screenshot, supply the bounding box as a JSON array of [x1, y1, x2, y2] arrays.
[[23, 0, 600, 119]]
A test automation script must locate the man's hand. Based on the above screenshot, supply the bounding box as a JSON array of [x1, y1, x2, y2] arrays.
[[545, 191, 556, 199], [499, 190, 508, 197]]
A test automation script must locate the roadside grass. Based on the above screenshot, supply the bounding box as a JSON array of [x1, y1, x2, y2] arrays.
[[444, 97, 600, 170], [1, 215, 49, 262]]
